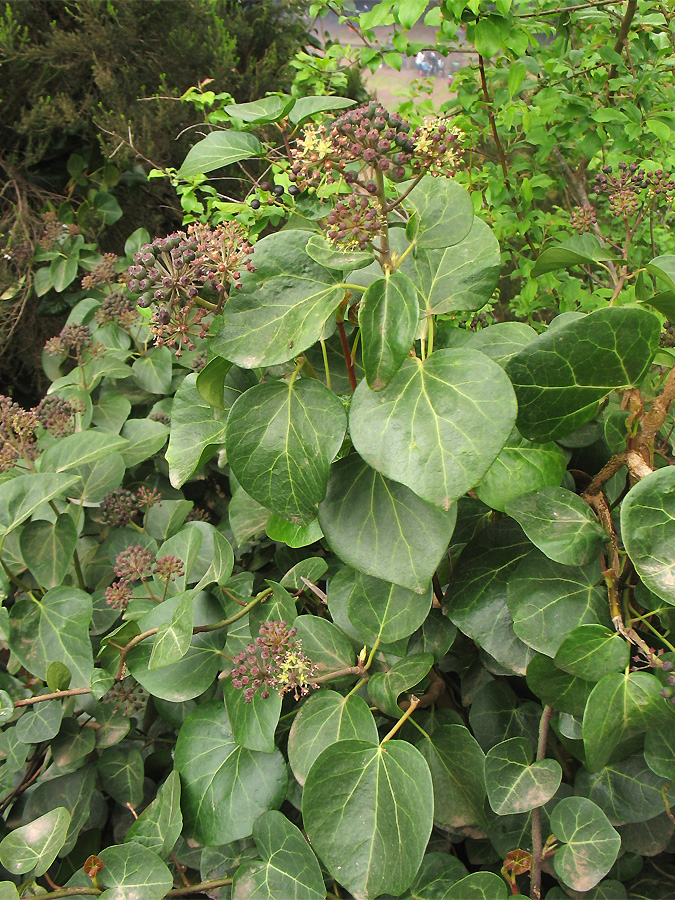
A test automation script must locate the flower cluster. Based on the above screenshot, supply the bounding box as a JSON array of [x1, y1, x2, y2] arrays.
[[39, 211, 80, 250], [0, 394, 83, 471], [100, 486, 162, 528], [411, 118, 464, 177], [326, 196, 383, 250], [44, 323, 104, 361], [105, 544, 185, 610], [81, 253, 118, 290], [114, 545, 155, 581], [231, 620, 318, 702], [593, 162, 647, 217], [569, 204, 598, 234]]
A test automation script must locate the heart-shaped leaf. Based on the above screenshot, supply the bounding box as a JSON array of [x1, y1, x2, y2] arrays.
[[148, 592, 194, 670], [19, 514, 77, 588], [476, 430, 567, 512], [226, 378, 346, 524], [485, 736, 562, 815], [318, 454, 457, 593], [0, 807, 70, 876], [166, 374, 227, 489], [550, 797, 620, 891], [303, 739, 433, 900], [404, 177, 474, 249], [576, 754, 670, 825], [349, 350, 516, 511], [223, 679, 282, 753], [231, 811, 324, 900]]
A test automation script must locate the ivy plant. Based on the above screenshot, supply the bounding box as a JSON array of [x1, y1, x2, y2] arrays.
[[2, 86, 675, 900]]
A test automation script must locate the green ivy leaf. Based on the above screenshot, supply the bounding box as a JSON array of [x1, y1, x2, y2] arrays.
[[39, 430, 127, 472], [417, 724, 488, 832], [120, 419, 169, 468], [0, 473, 80, 534], [576, 754, 670, 825], [226, 378, 346, 525], [444, 520, 534, 675], [148, 592, 194, 670], [329, 566, 432, 644], [350, 350, 516, 511], [223, 95, 295, 123], [22, 766, 95, 856], [9, 587, 93, 688], [131, 347, 173, 394], [550, 797, 620, 891], [485, 737, 562, 815], [359, 272, 419, 390], [174, 701, 287, 845], [583, 672, 669, 771], [447, 871, 509, 899], [526, 654, 592, 715], [532, 234, 619, 276], [476, 430, 567, 512], [125, 770, 183, 859], [368, 652, 434, 718], [179, 131, 264, 176], [621, 467, 675, 605], [231, 810, 324, 900], [318, 454, 457, 593], [303, 739, 433, 900], [505, 487, 607, 565], [404, 176, 474, 250], [15, 698, 63, 743], [305, 233, 373, 270], [289, 95, 356, 124], [223, 680, 282, 753], [462, 322, 537, 366], [287, 691, 378, 786], [292, 615, 356, 681], [505, 308, 660, 441], [19, 514, 77, 588], [165, 373, 227, 489], [0, 807, 70, 876], [214, 231, 344, 367], [554, 624, 629, 682], [195, 356, 232, 409], [507, 553, 608, 657], [266, 514, 323, 548], [97, 842, 173, 899], [50, 255, 78, 292], [97, 747, 144, 807]]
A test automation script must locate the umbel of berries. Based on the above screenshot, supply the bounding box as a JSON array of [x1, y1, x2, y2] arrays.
[[231, 620, 318, 702]]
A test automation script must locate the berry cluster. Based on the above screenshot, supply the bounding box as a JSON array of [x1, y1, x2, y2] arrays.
[[39, 211, 80, 250], [105, 544, 185, 610], [326, 196, 383, 250], [101, 677, 148, 718], [661, 673, 675, 707], [81, 253, 118, 291], [44, 324, 104, 362], [411, 118, 464, 177], [95, 291, 139, 328], [231, 620, 318, 702], [35, 395, 83, 438], [569, 204, 598, 234], [594, 162, 647, 217], [647, 168, 675, 201], [100, 486, 162, 528], [0, 394, 83, 471]]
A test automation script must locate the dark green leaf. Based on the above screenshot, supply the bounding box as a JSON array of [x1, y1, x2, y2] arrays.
[[97, 747, 144, 807], [303, 739, 433, 900], [505, 308, 660, 442], [395, 852, 468, 900], [505, 487, 607, 565], [15, 699, 63, 743], [179, 131, 264, 176], [149, 592, 194, 669], [293, 615, 356, 680], [368, 653, 434, 718], [554, 624, 629, 682], [226, 378, 346, 524], [550, 797, 620, 891], [166, 374, 227, 489], [223, 95, 295, 123], [447, 871, 509, 899], [469, 682, 541, 753], [576, 754, 670, 825], [485, 736, 561, 815], [223, 680, 282, 753], [350, 350, 516, 510], [621, 467, 675, 605], [214, 231, 344, 367], [525, 654, 593, 715], [404, 177, 474, 250], [319, 454, 457, 593], [39, 430, 127, 472], [19, 514, 77, 588], [476, 430, 567, 512], [125, 770, 183, 858], [532, 234, 619, 276], [174, 701, 287, 845], [288, 691, 378, 786], [359, 272, 419, 390], [417, 724, 488, 831], [132, 347, 173, 394], [231, 810, 324, 900], [196, 356, 232, 409], [0, 473, 80, 534]]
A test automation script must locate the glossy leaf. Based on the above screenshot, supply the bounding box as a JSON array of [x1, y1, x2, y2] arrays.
[[266, 514, 323, 548], [505, 308, 660, 441], [9, 587, 93, 688], [148, 592, 194, 670], [329, 566, 432, 644], [179, 130, 263, 176], [39, 430, 127, 472], [621, 467, 675, 605], [532, 234, 619, 276], [350, 350, 516, 510], [166, 374, 227, 489], [554, 624, 629, 682], [223, 679, 282, 753], [303, 739, 433, 900], [132, 347, 173, 393], [0, 807, 70, 876], [196, 356, 232, 409], [368, 653, 434, 718], [292, 615, 355, 680], [525, 654, 593, 715], [507, 553, 608, 657], [288, 691, 378, 786], [120, 419, 169, 467], [231, 811, 324, 900], [505, 487, 607, 565], [550, 797, 620, 891], [305, 233, 372, 270], [485, 737, 561, 815], [318, 454, 457, 593], [404, 177, 474, 249], [223, 95, 295, 123], [359, 272, 419, 390], [97, 747, 144, 807], [289, 95, 356, 124], [19, 514, 77, 588], [476, 430, 567, 512], [174, 701, 287, 845], [226, 378, 346, 524], [214, 231, 344, 367], [417, 724, 488, 831], [583, 672, 669, 771], [15, 698, 63, 743], [395, 853, 468, 900], [21, 765, 95, 856]]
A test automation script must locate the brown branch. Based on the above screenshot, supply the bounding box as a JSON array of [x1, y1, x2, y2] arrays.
[[639, 364, 675, 451], [14, 688, 92, 707], [530, 705, 554, 900], [607, 0, 638, 82], [337, 319, 357, 392], [478, 56, 510, 191], [518, 0, 627, 17]]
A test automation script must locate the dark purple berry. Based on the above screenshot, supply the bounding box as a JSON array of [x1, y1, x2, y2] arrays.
[[250, 198, 261, 210]]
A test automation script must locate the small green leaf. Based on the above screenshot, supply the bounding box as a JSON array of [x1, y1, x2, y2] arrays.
[[125, 770, 183, 858], [196, 356, 232, 409], [166, 373, 227, 489], [97, 747, 144, 807], [554, 624, 629, 682], [368, 652, 434, 718], [132, 347, 173, 393], [223, 679, 282, 753], [223, 95, 295, 123], [485, 737, 561, 815], [305, 233, 373, 270], [0, 473, 80, 534], [303, 740, 433, 900], [550, 797, 620, 891], [526, 654, 593, 715], [179, 131, 264, 176], [532, 234, 619, 277], [15, 698, 63, 743], [359, 272, 419, 390], [39, 430, 127, 472], [476, 430, 567, 512], [149, 592, 194, 670], [231, 810, 325, 900], [0, 807, 70, 875], [289, 95, 356, 124]]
